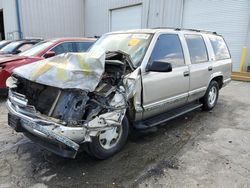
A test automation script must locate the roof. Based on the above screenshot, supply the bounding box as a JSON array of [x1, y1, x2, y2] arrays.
[[47, 37, 97, 43], [108, 28, 219, 35]]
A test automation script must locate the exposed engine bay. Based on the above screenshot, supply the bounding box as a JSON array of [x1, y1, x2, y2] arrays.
[[11, 51, 134, 126], [6, 50, 141, 158]]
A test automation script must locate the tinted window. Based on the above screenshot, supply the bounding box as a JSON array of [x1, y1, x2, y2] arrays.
[[20, 41, 53, 57], [150, 34, 185, 67], [51, 42, 74, 55], [76, 42, 94, 52], [17, 43, 33, 52], [0, 41, 23, 53], [0, 41, 10, 49], [208, 35, 230, 60], [185, 35, 208, 64]]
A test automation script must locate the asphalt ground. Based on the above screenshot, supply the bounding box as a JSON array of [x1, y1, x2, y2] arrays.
[[0, 81, 249, 188]]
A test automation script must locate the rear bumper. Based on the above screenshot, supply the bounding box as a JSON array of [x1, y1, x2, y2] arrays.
[[223, 78, 231, 87]]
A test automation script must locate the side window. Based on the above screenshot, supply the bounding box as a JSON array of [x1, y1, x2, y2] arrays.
[[150, 34, 185, 68], [185, 35, 208, 64], [208, 35, 230, 60], [75, 42, 94, 52], [51, 42, 74, 55], [17, 43, 33, 52]]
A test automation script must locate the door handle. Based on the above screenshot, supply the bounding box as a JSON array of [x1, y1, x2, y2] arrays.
[[183, 71, 190, 77], [208, 66, 213, 71]]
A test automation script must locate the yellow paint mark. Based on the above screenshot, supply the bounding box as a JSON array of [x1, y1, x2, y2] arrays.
[[56, 59, 69, 81], [31, 61, 53, 80], [128, 38, 140, 47], [76, 54, 91, 76], [240, 47, 247, 72]]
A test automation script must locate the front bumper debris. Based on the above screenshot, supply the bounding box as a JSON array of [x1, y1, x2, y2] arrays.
[[7, 99, 81, 158], [6, 87, 127, 158]]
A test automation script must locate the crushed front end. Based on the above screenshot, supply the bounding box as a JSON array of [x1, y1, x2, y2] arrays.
[[6, 51, 136, 158]]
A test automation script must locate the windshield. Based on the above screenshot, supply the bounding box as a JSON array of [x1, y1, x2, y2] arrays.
[[89, 33, 152, 67], [0, 41, 22, 53], [19, 41, 53, 57], [0, 41, 9, 48]]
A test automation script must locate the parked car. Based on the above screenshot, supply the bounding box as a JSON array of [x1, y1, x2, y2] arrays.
[[0, 39, 42, 55], [0, 40, 12, 50], [0, 38, 96, 95], [6, 28, 232, 159]]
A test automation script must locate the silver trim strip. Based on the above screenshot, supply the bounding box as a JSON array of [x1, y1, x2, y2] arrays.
[[189, 87, 207, 96], [144, 93, 188, 111]]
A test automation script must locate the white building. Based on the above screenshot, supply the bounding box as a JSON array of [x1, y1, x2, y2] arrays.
[[0, 0, 85, 39], [0, 0, 249, 71]]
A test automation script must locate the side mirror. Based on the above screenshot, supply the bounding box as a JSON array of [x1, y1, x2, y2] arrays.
[[147, 60, 172, 72], [44, 51, 56, 58]]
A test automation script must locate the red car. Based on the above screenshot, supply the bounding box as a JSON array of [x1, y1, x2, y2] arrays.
[[0, 38, 96, 95]]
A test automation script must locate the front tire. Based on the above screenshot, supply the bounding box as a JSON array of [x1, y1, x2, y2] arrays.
[[201, 81, 219, 111], [88, 116, 129, 160]]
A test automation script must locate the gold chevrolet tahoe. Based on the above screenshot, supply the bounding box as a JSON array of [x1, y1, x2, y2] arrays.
[[6, 28, 232, 159]]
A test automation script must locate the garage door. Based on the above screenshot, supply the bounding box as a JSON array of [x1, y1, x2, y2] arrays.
[[182, 0, 250, 71], [110, 5, 142, 32]]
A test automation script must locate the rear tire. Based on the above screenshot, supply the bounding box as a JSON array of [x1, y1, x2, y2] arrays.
[[88, 116, 129, 160], [201, 81, 219, 111]]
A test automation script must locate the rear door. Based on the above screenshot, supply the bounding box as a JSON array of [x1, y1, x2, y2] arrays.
[[185, 34, 212, 101], [142, 33, 190, 120]]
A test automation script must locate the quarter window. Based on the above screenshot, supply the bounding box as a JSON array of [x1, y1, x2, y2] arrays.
[[150, 34, 185, 68], [51, 42, 74, 55], [208, 35, 230, 60], [185, 35, 208, 64]]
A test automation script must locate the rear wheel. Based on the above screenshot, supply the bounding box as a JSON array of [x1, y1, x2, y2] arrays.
[[201, 81, 219, 111], [88, 116, 129, 159]]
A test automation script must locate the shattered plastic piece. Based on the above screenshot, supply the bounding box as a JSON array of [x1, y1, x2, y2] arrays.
[[88, 87, 127, 130], [13, 50, 105, 92]]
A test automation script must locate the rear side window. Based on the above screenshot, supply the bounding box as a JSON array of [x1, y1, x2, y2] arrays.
[[52, 42, 74, 55], [208, 35, 230, 60], [150, 34, 185, 68], [185, 35, 208, 64], [75, 42, 94, 52]]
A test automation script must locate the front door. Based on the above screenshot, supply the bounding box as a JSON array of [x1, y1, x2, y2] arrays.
[[142, 34, 190, 120]]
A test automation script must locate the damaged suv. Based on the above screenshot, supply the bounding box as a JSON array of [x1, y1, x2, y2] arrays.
[[6, 28, 232, 159]]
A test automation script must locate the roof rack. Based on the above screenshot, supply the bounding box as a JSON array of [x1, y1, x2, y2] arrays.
[[153, 27, 218, 35]]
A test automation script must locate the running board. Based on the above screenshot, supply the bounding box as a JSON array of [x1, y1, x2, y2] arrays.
[[135, 103, 203, 129]]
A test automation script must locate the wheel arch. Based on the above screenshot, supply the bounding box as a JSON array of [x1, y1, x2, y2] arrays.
[[208, 73, 223, 89]]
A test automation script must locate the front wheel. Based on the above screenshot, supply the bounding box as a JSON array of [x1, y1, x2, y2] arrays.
[[87, 116, 129, 160], [201, 81, 219, 111]]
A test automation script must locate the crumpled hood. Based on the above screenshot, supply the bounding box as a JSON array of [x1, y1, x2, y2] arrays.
[[13, 51, 105, 92]]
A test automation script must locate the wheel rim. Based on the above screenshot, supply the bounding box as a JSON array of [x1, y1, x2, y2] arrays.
[[99, 126, 122, 150], [208, 86, 217, 106]]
